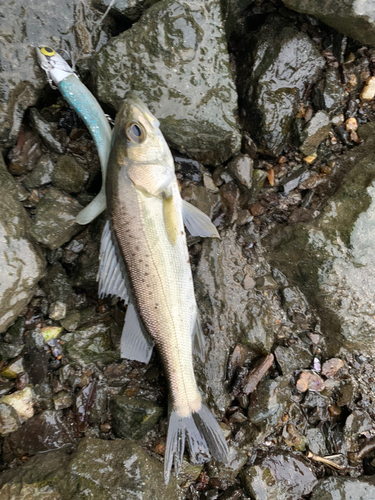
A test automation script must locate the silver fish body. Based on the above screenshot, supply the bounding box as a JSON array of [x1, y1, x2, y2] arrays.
[[99, 94, 228, 482]]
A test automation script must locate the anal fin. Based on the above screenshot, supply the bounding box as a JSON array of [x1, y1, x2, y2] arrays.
[[182, 200, 220, 239], [121, 303, 154, 363], [97, 220, 154, 364]]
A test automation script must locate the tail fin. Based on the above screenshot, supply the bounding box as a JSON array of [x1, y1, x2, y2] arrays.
[[164, 404, 229, 484]]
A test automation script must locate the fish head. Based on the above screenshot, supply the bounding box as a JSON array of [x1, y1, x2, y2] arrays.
[[112, 93, 173, 167], [36, 46, 73, 87]]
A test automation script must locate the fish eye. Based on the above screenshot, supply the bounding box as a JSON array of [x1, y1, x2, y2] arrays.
[[124, 122, 146, 143], [40, 46, 56, 57]]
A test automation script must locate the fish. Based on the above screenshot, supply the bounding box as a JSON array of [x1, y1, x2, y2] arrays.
[[98, 93, 228, 483], [36, 46, 111, 225]]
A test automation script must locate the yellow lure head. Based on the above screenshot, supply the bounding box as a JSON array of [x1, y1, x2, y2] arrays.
[[36, 45, 73, 86]]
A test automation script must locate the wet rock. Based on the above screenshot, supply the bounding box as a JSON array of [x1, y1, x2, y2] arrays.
[[62, 317, 119, 366], [344, 410, 374, 452], [23, 155, 54, 189], [0, 156, 46, 334], [305, 428, 328, 455], [0, 403, 20, 436], [110, 395, 163, 440], [7, 125, 43, 176], [178, 459, 203, 486], [94, 0, 241, 165], [29, 108, 66, 154], [5, 410, 76, 458], [94, 0, 160, 22], [49, 301, 67, 321], [299, 111, 331, 156], [220, 183, 240, 223], [52, 155, 88, 193], [249, 169, 267, 202], [322, 358, 345, 377], [0, 386, 34, 422], [282, 0, 375, 47], [0, 437, 179, 499], [60, 307, 98, 332], [228, 154, 253, 189], [41, 263, 81, 310], [30, 188, 83, 250], [1, 358, 24, 380], [53, 391, 73, 411], [238, 16, 325, 156], [194, 230, 275, 412], [311, 476, 375, 500], [248, 376, 291, 435], [241, 451, 317, 499], [0, 0, 104, 149], [0, 343, 24, 362], [207, 446, 248, 488], [296, 371, 324, 392], [274, 342, 312, 375], [264, 123, 375, 354], [182, 185, 220, 220], [312, 68, 345, 114], [221, 0, 255, 38]]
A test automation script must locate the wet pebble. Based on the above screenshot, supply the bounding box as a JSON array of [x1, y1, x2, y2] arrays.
[[52, 155, 88, 193], [0, 386, 34, 422], [322, 358, 345, 377], [110, 395, 163, 440], [0, 403, 19, 436], [296, 371, 325, 392]]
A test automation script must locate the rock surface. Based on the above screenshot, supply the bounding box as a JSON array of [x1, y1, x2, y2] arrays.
[[311, 476, 375, 500], [241, 451, 317, 500], [94, 0, 241, 165], [282, 0, 375, 47], [264, 123, 375, 354], [238, 16, 325, 156], [0, 437, 179, 499], [29, 188, 83, 250], [194, 230, 277, 412], [0, 0, 106, 149], [0, 156, 46, 334]]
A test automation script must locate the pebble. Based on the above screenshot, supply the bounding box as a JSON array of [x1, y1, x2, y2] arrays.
[[296, 371, 325, 392], [0, 387, 34, 422], [360, 76, 375, 100], [322, 358, 345, 377], [48, 301, 67, 321]]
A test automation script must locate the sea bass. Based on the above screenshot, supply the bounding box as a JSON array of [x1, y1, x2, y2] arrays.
[[98, 94, 228, 483]]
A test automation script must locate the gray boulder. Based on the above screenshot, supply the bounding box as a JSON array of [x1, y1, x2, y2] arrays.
[[283, 0, 375, 47], [0, 156, 46, 334], [238, 16, 325, 156], [94, 0, 241, 165], [264, 122, 375, 354]]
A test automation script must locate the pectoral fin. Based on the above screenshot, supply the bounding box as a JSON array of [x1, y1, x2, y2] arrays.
[[182, 200, 220, 238], [162, 192, 179, 246], [97, 220, 154, 363]]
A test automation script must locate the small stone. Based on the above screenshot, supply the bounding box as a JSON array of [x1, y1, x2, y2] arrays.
[[237, 209, 253, 226], [299, 111, 331, 156], [331, 114, 345, 126], [250, 203, 265, 216], [110, 396, 163, 440], [346, 117, 358, 132], [0, 403, 19, 436], [53, 391, 73, 410], [29, 108, 65, 154], [311, 476, 375, 500], [30, 187, 83, 250], [1, 358, 24, 380], [361, 76, 375, 100], [220, 183, 240, 222], [48, 301, 67, 321], [241, 451, 317, 499], [303, 154, 317, 164], [296, 371, 325, 392], [228, 154, 253, 188], [321, 358, 345, 377], [243, 275, 256, 290], [40, 326, 64, 342], [23, 155, 54, 189], [52, 155, 88, 193], [203, 173, 219, 193], [0, 387, 34, 422], [0, 343, 24, 362]]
